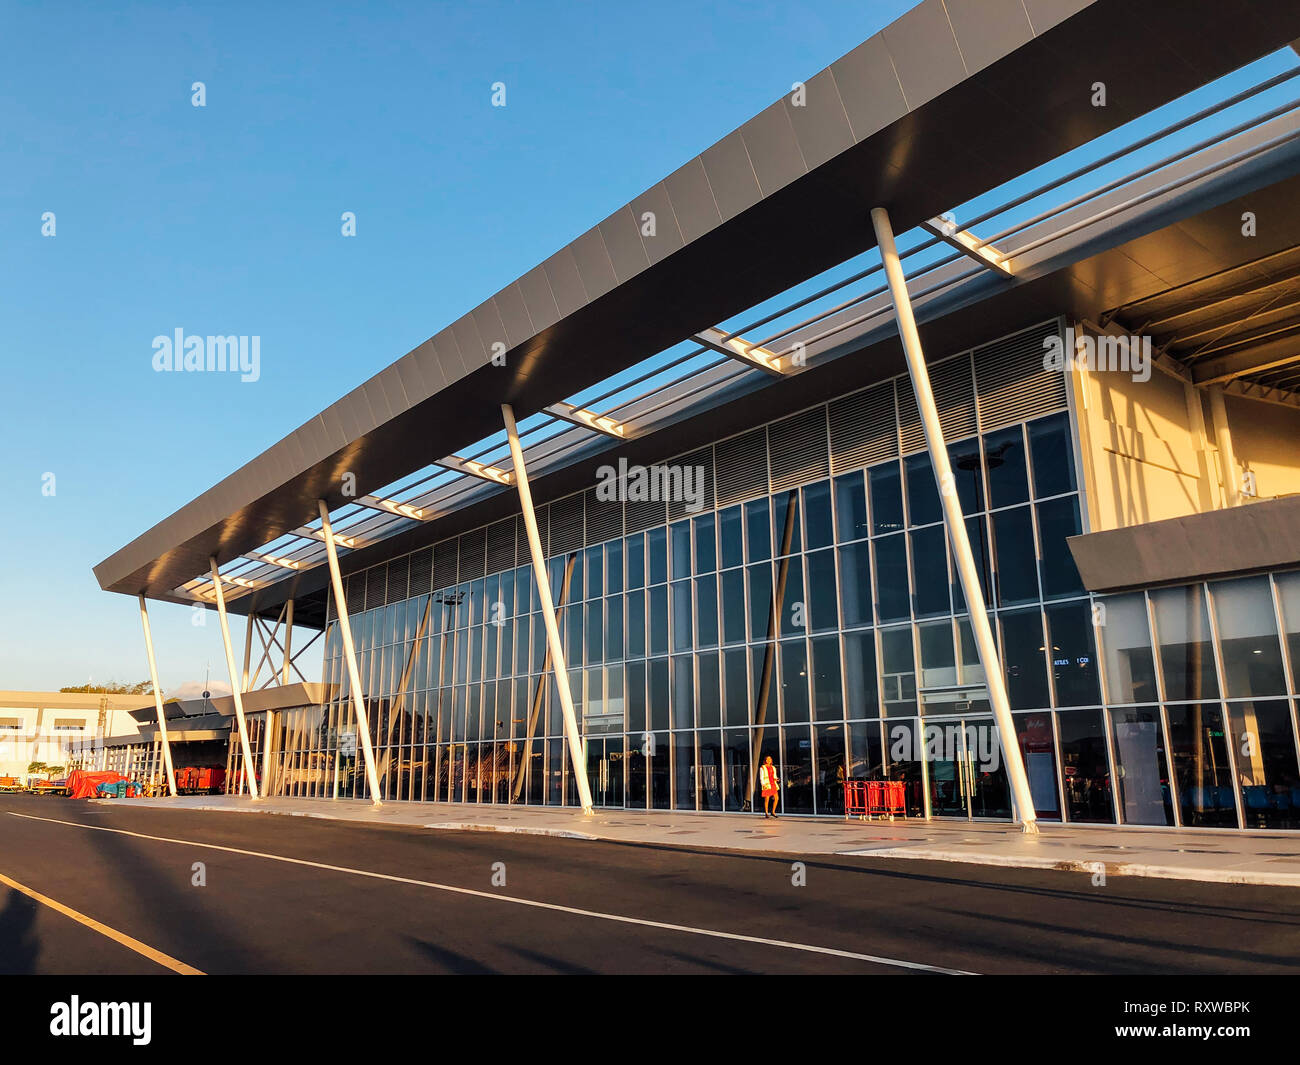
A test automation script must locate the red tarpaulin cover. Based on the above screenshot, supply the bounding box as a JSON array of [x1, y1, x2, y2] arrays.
[[65, 770, 127, 799]]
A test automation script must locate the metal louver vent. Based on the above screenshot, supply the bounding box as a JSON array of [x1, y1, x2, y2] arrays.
[[624, 493, 665, 535], [584, 485, 623, 545], [408, 547, 433, 597], [975, 320, 1066, 431], [667, 447, 714, 521], [549, 492, 584, 555], [363, 567, 385, 610], [385, 556, 410, 605], [935, 353, 978, 441], [768, 408, 829, 491], [432, 539, 458, 591], [895, 378, 922, 454], [485, 518, 516, 575], [715, 427, 768, 506], [896, 353, 978, 453], [345, 573, 365, 615], [458, 529, 486, 579], [829, 381, 897, 472]]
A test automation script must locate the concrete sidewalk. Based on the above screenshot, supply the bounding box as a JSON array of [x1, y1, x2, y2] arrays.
[[110, 795, 1300, 887]]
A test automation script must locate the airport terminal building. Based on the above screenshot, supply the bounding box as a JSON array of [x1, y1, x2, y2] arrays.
[[96, 0, 1300, 832]]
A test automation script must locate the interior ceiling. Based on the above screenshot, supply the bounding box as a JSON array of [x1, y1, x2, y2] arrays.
[[1105, 243, 1300, 391]]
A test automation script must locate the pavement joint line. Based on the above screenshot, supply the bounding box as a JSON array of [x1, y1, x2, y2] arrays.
[[835, 845, 1300, 886], [7, 811, 974, 975], [0, 869, 204, 975]]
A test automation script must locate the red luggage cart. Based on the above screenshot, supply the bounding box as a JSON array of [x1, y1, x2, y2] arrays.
[[844, 779, 907, 821]]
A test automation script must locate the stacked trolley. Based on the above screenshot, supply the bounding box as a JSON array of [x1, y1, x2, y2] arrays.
[[844, 779, 907, 821]]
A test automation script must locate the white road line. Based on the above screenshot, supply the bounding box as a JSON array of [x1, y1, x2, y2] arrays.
[[8, 811, 975, 974], [0, 870, 204, 975]]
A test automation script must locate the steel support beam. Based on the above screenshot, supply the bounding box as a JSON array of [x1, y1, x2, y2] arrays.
[[921, 216, 1013, 274], [871, 206, 1039, 835], [282, 599, 294, 686], [209, 559, 262, 799], [137, 595, 178, 798], [317, 500, 384, 806], [1207, 385, 1242, 506], [502, 403, 594, 814]]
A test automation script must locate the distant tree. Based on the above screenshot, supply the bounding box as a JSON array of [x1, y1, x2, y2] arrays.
[[45, 764, 65, 776], [58, 681, 153, 695], [27, 761, 46, 775]]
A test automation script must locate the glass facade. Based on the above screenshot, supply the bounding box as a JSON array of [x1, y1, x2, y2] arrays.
[[226, 350, 1300, 832]]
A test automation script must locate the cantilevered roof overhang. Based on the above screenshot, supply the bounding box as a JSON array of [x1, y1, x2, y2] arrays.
[[95, 0, 1300, 609]]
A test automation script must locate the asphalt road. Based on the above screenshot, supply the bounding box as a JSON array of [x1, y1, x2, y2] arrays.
[[1, 794, 1297, 975]]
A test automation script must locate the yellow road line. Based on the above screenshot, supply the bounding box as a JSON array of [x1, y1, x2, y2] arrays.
[[0, 871, 204, 975]]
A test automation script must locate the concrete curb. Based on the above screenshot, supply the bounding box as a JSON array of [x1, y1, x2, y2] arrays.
[[836, 846, 1300, 887]]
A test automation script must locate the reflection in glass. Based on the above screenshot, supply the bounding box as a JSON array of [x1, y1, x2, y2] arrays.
[[1165, 703, 1238, 828], [1211, 577, 1285, 698], [948, 438, 984, 515], [1012, 712, 1061, 819], [1151, 585, 1219, 701], [869, 462, 904, 534], [834, 471, 868, 543], [723, 728, 749, 810], [718, 506, 743, 569], [1027, 412, 1076, 497], [848, 720, 885, 779], [1036, 496, 1084, 599], [815, 724, 847, 814], [723, 648, 749, 726], [842, 630, 880, 719], [1109, 707, 1174, 826], [1057, 709, 1112, 823], [693, 513, 716, 575], [1276, 572, 1300, 673], [783, 725, 815, 813], [839, 541, 872, 629], [1045, 601, 1100, 707], [1227, 701, 1300, 829], [779, 640, 810, 723], [874, 534, 910, 622], [811, 634, 843, 722], [993, 506, 1039, 605], [805, 548, 839, 632], [745, 498, 771, 563], [1098, 594, 1157, 704], [904, 452, 941, 527], [880, 626, 917, 717], [803, 480, 834, 550], [999, 609, 1049, 710], [910, 526, 949, 617]]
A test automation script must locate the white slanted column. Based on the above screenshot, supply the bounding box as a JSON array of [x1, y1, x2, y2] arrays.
[[209, 559, 262, 799], [137, 595, 178, 797], [502, 403, 595, 814], [870, 206, 1040, 835], [317, 500, 384, 806]]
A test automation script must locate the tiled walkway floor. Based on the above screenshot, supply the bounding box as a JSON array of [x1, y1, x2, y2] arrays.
[[112, 795, 1300, 886]]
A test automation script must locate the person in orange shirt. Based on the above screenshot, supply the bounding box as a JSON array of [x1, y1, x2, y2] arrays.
[[758, 755, 780, 818]]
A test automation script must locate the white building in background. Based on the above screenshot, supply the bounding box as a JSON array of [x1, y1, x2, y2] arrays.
[[0, 691, 148, 781]]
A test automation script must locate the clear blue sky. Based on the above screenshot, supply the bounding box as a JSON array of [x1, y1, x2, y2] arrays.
[[1, 2, 1293, 698], [0, 0, 918, 694]]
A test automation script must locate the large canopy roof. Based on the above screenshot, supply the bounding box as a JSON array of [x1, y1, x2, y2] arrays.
[[94, 0, 1300, 621]]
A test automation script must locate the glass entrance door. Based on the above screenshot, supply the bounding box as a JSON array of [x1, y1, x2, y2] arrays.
[[587, 736, 625, 807], [925, 715, 1013, 820]]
